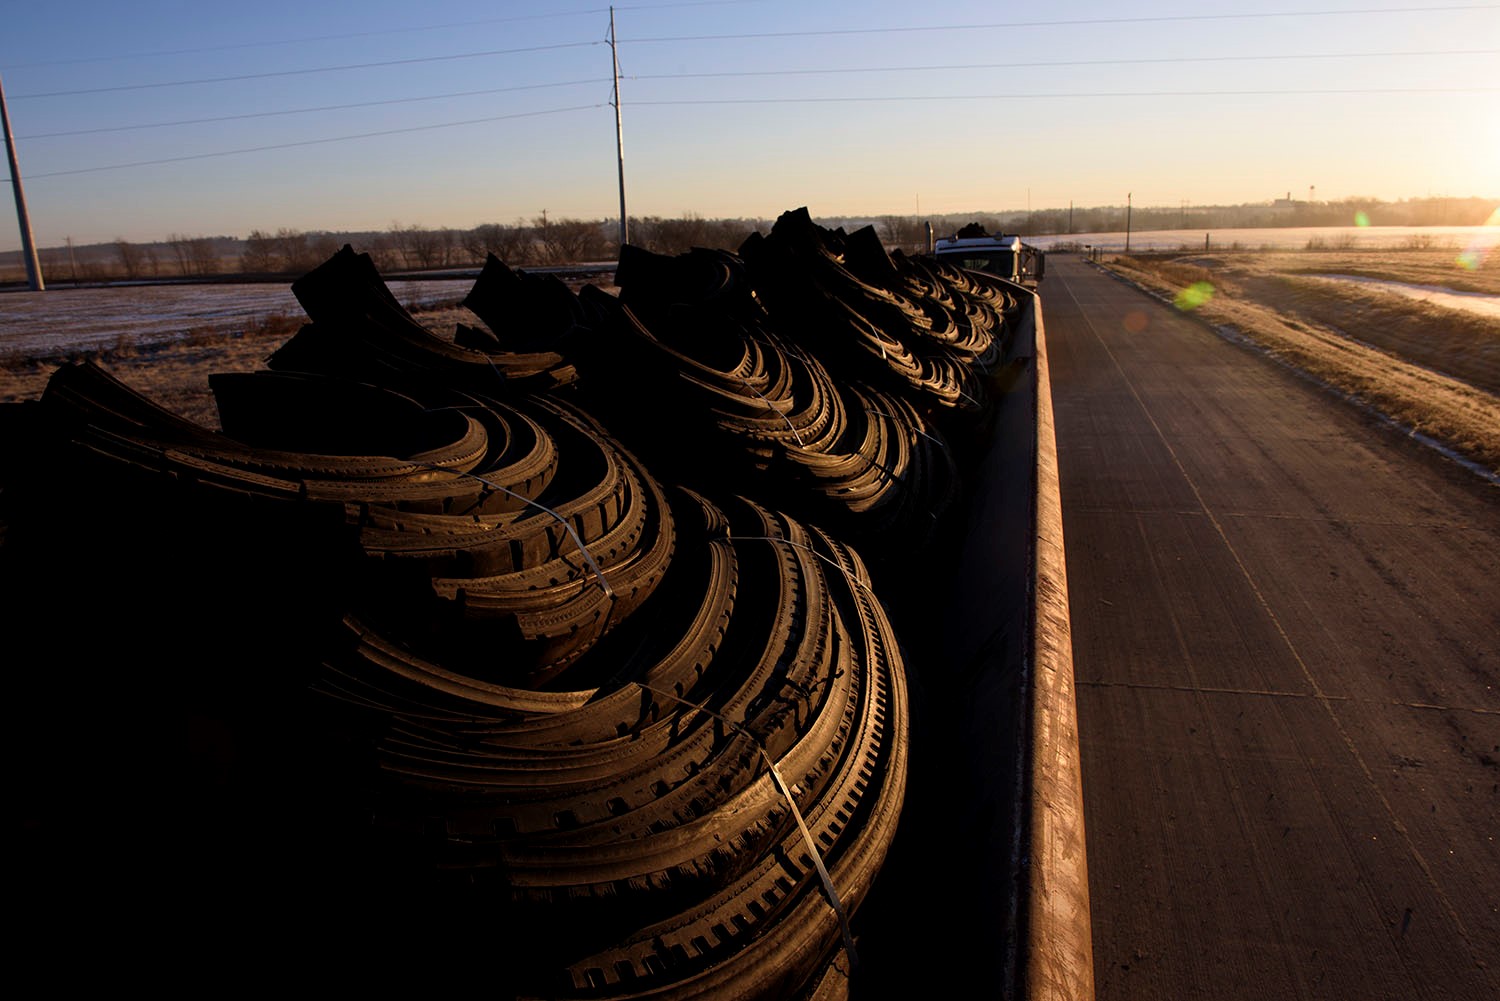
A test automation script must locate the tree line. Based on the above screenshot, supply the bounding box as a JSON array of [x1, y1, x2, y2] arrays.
[[27, 214, 773, 283], [21, 212, 962, 282], [7, 195, 1496, 285], [948, 195, 1500, 240]]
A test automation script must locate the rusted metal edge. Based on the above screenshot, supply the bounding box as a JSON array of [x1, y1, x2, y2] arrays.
[[1021, 293, 1096, 1000]]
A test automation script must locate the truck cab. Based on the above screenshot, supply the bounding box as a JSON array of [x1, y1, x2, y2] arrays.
[[932, 223, 1045, 286]]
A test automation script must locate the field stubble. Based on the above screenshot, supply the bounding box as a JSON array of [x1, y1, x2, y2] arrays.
[[1100, 248, 1500, 476]]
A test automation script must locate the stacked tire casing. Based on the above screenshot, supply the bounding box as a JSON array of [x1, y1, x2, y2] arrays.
[[1, 208, 1023, 996]]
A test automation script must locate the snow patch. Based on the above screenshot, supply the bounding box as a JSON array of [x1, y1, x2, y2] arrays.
[[1308, 275, 1500, 320]]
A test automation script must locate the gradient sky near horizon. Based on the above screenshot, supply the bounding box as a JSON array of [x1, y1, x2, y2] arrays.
[[1, 0, 1497, 251]]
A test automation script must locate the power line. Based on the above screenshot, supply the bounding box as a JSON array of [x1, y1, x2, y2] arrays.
[[629, 47, 1500, 83], [1, 17, 594, 70], [14, 4, 1492, 98], [0, 1, 770, 69], [17, 79, 612, 140], [20, 104, 605, 180], [8, 79, 1491, 184], [2, 5, 1490, 190], [17, 46, 1491, 141], [631, 86, 1500, 107], [620, 5, 1500, 43], [9, 42, 603, 99]]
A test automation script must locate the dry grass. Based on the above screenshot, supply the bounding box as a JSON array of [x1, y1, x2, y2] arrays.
[[1101, 249, 1500, 476], [1249, 248, 1500, 295]]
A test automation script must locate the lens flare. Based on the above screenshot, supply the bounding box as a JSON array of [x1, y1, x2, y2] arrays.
[[1123, 310, 1149, 332], [1354, 211, 1371, 227], [1174, 281, 1215, 311], [1456, 206, 1500, 271]]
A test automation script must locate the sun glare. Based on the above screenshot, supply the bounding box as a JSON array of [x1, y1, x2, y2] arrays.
[[1174, 282, 1215, 311], [1455, 206, 1500, 271]]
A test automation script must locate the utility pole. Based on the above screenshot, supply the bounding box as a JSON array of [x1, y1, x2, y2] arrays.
[[1125, 192, 1132, 253], [1068, 200, 1073, 234], [1, 72, 45, 291], [609, 7, 628, 248]]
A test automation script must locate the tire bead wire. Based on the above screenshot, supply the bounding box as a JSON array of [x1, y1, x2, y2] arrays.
[[411, 403, 675, 685], [310, 488, 901, 999], [536, 506, 906, 999], [482, 498, 838, 860]]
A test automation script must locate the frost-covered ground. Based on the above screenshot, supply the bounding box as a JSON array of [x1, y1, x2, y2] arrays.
[[1306, 275, 1500, 320], [0, 278, 471, 361]]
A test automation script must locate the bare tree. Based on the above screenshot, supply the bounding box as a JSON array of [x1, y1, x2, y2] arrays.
[[188, 237, 220, 276], [878, 215, 930, 253], [271, 228, 317, 272], [65, 240, 106, 282], [365, 233, 401, 272], [402, 226, 453, 269], [435, 229, 458, 267], [167, 233, 222, 276], [653, 213, 709, 255], [235, 228, 328, 273], [464, 222, 539, 265], [533, 216, 609, 264], [306, 232, 340, 268], [387, 221, 426, 270], [626, 214, 754, 256], [114, 238, 146, 279], [631, 212, 750, 256], [240, 230, 277, 273], [166, 233, 196, 276]]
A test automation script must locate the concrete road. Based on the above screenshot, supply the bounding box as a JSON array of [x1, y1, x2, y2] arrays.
[[1041, 254, 1499, 1000]]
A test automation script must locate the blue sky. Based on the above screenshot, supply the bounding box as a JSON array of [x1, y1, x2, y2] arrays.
[[1, 0, 1497, 250]]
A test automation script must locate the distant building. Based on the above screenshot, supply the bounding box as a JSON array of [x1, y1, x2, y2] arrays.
[[1270, 192, 1298, 215]]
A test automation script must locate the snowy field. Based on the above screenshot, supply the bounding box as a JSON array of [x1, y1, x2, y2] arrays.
[[0, 278, 471, 361]]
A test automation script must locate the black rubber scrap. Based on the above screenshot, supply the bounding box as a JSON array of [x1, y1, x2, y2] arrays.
[[0, 213, 1011, 997]]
